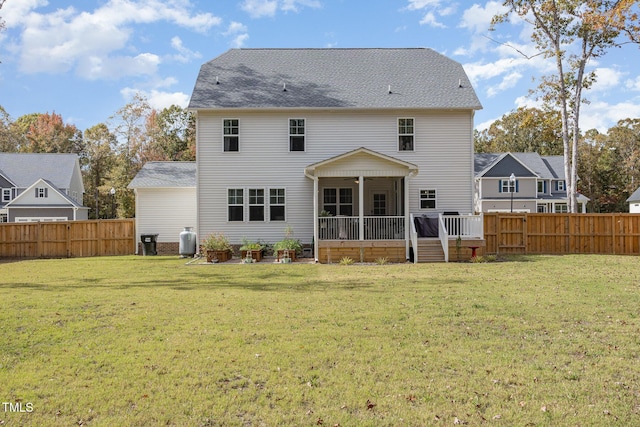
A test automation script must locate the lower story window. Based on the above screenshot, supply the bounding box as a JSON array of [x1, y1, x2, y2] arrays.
[[249, 189, 264, 221], [420, 189, 436, 209], [228, 189, 243, 221], [270, 189, 285, 221], [554, 203, 568, 213], [323, 188, 353, 216]]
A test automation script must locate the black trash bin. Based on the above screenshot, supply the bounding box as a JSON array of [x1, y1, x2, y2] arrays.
[[140, 234, 158, 255]]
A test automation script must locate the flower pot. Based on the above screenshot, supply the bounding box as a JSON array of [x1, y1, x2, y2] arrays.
[[276, 249, 296, 262], [240, 250, 263, 262], [207, 249, 232, 263]]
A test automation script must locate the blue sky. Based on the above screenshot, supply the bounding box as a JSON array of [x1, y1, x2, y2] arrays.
[[1, 0, 639, 133]]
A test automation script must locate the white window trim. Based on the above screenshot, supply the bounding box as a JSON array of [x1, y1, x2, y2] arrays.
[[227, 188, 244, 222], [269, 188, 286, 222], [419, 189, 437, 210], [2, 188, 11, 202], [556, 180, 566, 191], [288, 118, 306, 152], [398, 117, 415, 152], [222, 118, 240, 153], [248, 188, 266, 222], [322, 187, 354, 216]]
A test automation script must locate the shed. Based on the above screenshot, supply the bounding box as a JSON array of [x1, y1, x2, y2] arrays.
[[128, 162, 196, 254]]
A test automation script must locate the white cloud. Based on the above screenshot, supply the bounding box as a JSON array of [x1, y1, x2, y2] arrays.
[[459, 1, 505, 34], [169, 37, 202, 63], [486, 71, 522, 97], [242, 0, 319, 18], [9, 1, 220, 77], [589, 67, 624, 93], [419, 12, 446, 28], [406, 0, 442, 11], [223, 22, 249, 48], [626, 76, 640, 92], [580, 100, 640, 132], [121, 87, 190, 110]]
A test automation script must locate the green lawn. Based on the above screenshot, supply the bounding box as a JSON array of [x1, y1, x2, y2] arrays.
[[1, 255, 639, 426]]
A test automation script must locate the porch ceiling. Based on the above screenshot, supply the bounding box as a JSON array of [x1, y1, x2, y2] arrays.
[[304, 147, 419, 178]]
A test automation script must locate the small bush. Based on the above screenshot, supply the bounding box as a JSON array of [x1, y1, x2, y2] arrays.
[[374, 257, 389, 265], [338, 256, 355, 265]]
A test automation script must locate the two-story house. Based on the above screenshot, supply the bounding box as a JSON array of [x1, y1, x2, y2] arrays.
[[0, 153, 88, 222], [188, 48, 485, 262], [474, 152, 588, 213]]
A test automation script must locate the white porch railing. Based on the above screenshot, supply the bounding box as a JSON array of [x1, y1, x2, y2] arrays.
[[318, 216, 405, 240], [440, 214, 484, 238]]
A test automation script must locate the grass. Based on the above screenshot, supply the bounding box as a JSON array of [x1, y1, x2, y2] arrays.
[[0, 255, 639, 426]]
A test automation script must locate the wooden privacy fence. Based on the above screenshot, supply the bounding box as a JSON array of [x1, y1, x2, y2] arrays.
[[484, 213, 640, 256], [0, 219, 136, 258]]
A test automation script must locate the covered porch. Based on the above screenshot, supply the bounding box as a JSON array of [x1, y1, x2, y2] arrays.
[[305, 147, 485, 263], [305, 148, 418, 263]]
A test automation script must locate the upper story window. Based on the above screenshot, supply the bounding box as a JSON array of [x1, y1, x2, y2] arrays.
[[500, 179, 518, 193], [270, 189, 286, 221], [537, 180, 547, 194], [2, 189, 11, 202], [398, 118, 414, 151], [289, 119, 305, 151], [35, 188, 48, 198], [420, 189, 436, 209], [223, 119, 239, 152], [556, 180, 566, 191]]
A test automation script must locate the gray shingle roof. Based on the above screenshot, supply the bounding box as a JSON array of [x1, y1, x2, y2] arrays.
[[475, 152, 564, 179], [188, 48, 483, 110], [128, 162, 196, 188], [627, 186, 640, 203], [0, 153, 79, 188]]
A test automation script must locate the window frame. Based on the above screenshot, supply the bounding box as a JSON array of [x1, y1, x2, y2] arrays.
[[322, 187, 354, 216], [556, 180, 566, 192], [223, 119, 239, 152], [537, 180, 547, 194], [269, 188, 286, 222], [1, 188, 11, 202], [248, 188, 265, 222], [289, 118, 306, 152], [419, 189, 436, 210], [500, 179, 518, 193], [35, 188, 48, 198], [398, 117, 415, 151], [227, 188, 244, 222]]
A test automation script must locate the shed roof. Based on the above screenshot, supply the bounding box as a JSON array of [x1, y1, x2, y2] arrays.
[[128, 162, 196, 188], [627, 186, 640, 203], [188, 48, 483, 111]]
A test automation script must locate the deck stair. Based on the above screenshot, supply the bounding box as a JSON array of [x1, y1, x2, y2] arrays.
[[416, 238, 445, 263]]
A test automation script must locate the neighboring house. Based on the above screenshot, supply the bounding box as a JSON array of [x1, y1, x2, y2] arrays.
[[474, 152, 589, 213], [0, 153, 88, 222], [128, 161, 197, 254], [188, 48, 485, 262], [627, 186, 640, 213]]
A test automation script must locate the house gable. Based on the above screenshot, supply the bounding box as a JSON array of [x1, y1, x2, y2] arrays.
[[478, 153, 538, 178], [305, 148, 418, 178], [6, 179, 79, 207]]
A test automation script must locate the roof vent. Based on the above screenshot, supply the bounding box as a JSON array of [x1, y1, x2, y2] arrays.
[[458, 79, 462, 88], [216, 76, 220, 85], [388, 85, 392, 94], [283, 82, 287, 92]]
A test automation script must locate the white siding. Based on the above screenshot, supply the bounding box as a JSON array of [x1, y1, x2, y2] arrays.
[[197, 109, 475, 244], [630, 203, 640, 213], [135, 188, 197, 244]]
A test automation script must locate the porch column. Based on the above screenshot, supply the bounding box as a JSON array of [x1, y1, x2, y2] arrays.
[[358, 175, 364, 241], [404, 175, 410, 260], [313, 175, 319, 262]]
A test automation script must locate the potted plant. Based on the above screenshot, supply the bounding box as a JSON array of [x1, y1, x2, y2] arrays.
[[273, 226, 303, 262], [201, 232, 233, 263], [239, 238, 263, 262]]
